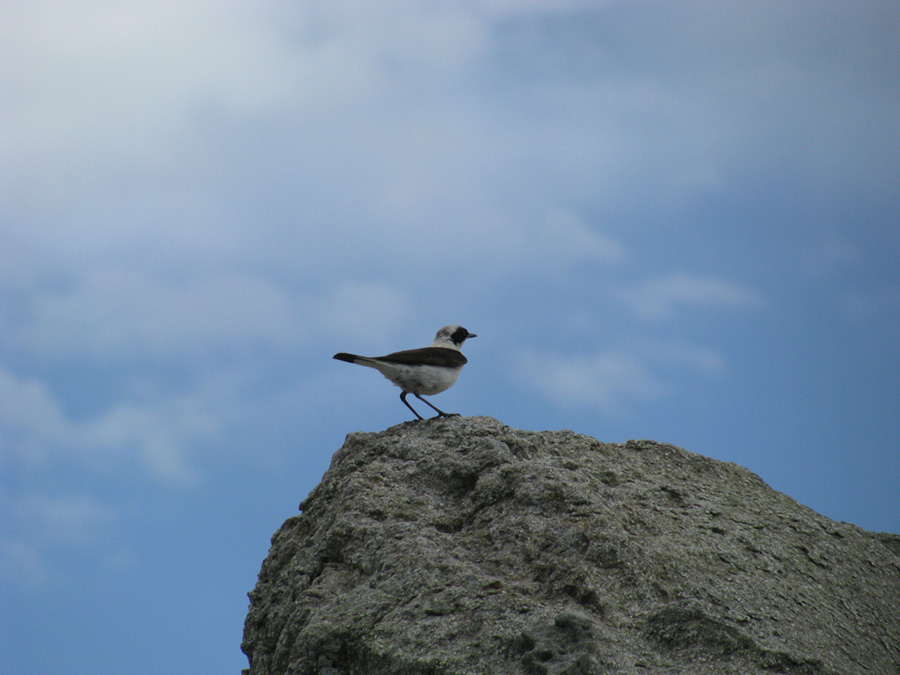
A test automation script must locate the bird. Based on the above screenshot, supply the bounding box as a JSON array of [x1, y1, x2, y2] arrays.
[[333, 325, 476, 420]]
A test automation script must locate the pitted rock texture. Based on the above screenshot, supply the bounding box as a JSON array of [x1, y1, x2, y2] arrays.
[[242, 416, 900, 674]]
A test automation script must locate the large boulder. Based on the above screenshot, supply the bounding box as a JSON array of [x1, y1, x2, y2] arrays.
[[242, 416, 900, 674]]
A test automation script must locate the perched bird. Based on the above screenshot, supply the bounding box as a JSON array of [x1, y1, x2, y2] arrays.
[[333, 325, 476, 420]]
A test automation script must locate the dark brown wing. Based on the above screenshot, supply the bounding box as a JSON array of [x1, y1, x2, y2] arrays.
[[375, 347, 467, 368]]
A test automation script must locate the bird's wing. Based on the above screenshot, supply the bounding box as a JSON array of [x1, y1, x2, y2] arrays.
[[375, 347, 467, 367]]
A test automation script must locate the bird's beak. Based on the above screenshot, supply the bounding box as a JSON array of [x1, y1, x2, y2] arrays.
[[468, 333, 477, 338]]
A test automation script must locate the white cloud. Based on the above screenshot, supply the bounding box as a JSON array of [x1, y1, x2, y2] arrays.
[[473, 0, 610, 15], [0, 2, 493, 199], [80, 395, 220, 485], [620, 273, 764, 320], [6, 0, 892, 300], [10, 268, 426, 363], [0, 0, 623, 295], [304, 281, 415, 350], [14, 494, 117, 547], [519, 210, 626, 270], [515, 348, 669, 414], [1, 1, 302, 185], [1, 273, 420, 485], [0, 486, 131, 587], [643, 341, 727, 375], [0, 367, 69, 466], [15, 270, 303, 361], [0, 363, 226, 485], [514, 340, 728, 414]]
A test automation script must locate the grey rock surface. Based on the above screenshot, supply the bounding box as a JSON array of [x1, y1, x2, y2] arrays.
[[242, 416, 900, 674]]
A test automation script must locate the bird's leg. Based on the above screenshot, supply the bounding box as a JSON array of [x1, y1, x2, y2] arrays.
[[400, 391, 424, 420], [415, 393, 459, 418]]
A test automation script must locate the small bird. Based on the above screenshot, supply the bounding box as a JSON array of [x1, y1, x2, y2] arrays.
[[333, 325, 476, 420]]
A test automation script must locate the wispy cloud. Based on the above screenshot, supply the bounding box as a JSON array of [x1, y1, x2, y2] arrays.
[[515, 348, 668, 414], [0, 367, 69, 466], [642, 341, 727, 375], [13, 493, 117, 547], [302, 281, 415, 349], [525, 210, 627, 269], [0, 364, 226, 485], [2, 2, 302, 190], [619, 273, 764, 320], [0, 486, 121, 588], [514, 340, 728, 414], [14, 270, 303, 361], [79, 394, 222, 485]]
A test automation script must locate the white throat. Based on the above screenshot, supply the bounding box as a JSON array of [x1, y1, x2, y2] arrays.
[[432, 336, 462, 351]]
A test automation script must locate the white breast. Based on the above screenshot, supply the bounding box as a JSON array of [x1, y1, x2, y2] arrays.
[[375, 363, 462, 395]]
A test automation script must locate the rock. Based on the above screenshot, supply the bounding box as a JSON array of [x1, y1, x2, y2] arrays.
[[242, 416, 900, 674]]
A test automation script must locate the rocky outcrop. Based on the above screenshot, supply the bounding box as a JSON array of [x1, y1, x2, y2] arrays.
[[242, 416, 900, 674]]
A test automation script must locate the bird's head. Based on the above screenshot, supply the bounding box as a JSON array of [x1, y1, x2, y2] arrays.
[[433, 325, 477, 349]]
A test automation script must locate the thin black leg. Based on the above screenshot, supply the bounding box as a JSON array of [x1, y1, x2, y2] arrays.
[[400, 391, 424, 420], [415, 393, 459, 418]]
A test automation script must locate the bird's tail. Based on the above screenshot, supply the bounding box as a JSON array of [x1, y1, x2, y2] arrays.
[[333, 352, 375, 366]]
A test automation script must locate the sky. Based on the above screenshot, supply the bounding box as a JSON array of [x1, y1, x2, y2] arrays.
[[1, 1, 899, 673]]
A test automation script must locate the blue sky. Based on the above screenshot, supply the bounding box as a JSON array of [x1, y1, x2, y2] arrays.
[[2, 2, 898, 673]]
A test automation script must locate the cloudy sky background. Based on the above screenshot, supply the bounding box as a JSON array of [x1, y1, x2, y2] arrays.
[[2, 2, 899, 673]]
